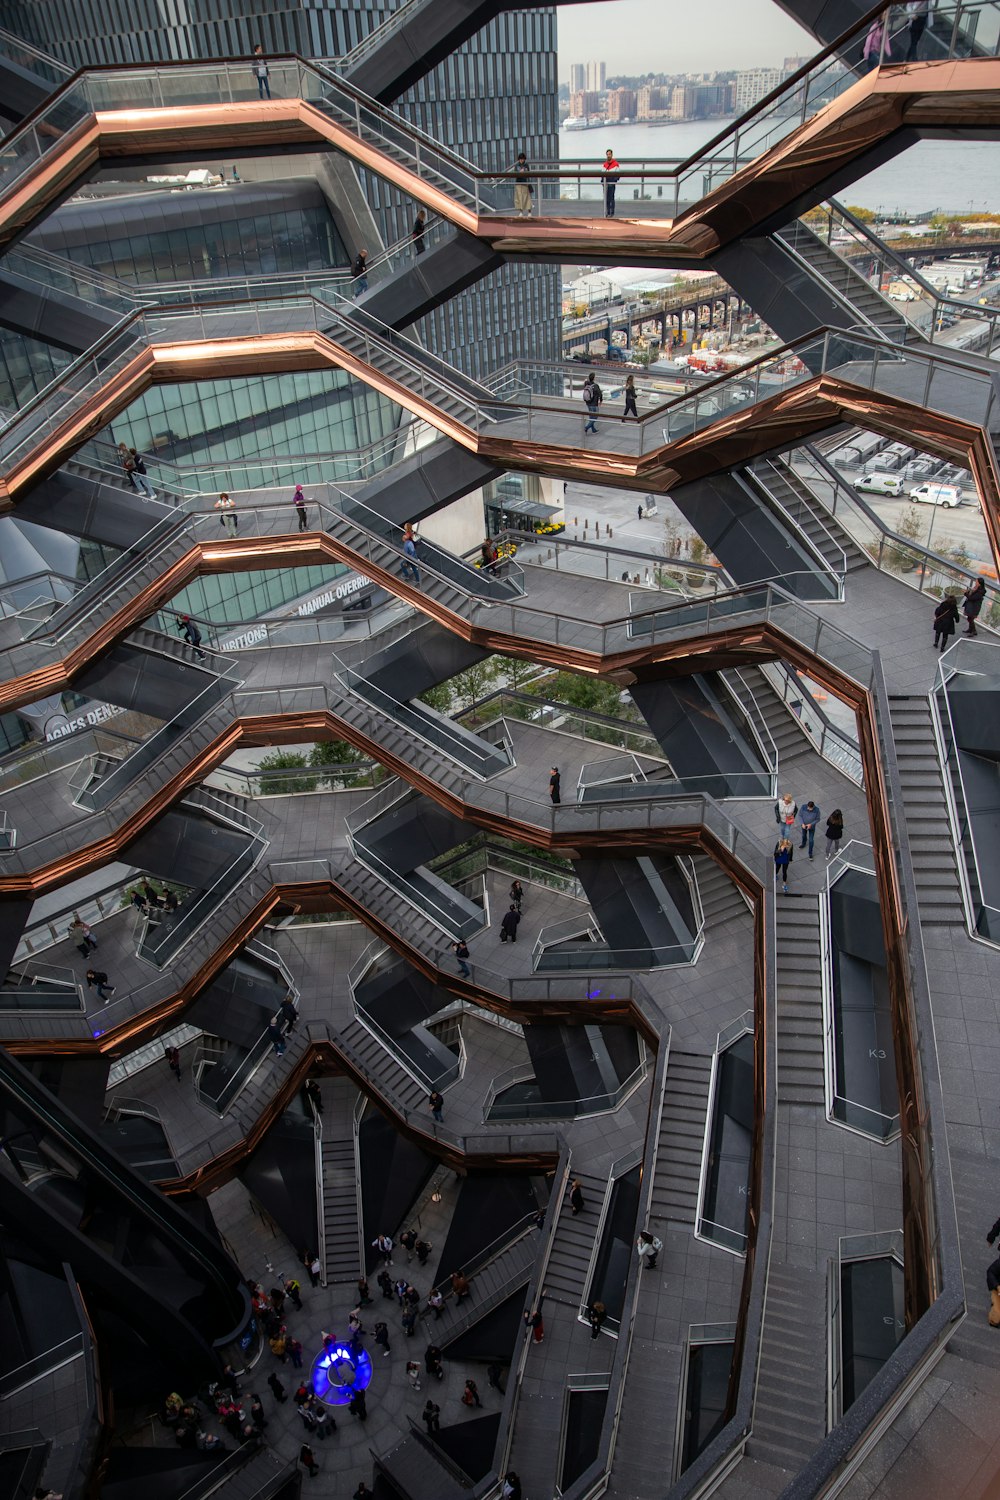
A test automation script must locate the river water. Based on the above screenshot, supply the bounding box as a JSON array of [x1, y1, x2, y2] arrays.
[[559, 120, 1000, 217]]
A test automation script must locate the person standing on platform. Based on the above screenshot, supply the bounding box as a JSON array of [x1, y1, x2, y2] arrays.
[[216, 493, 238, 535], [293, 484, 309, 531], [69, 913, 98, 956], [511, 151, 533, 217], [582, 373, 602, 434], [252, 45, 271, 98], [636, 1229, 662, 1269], [933, 592, 960, 650], [799, 800, 820, 860], [588, 1300, 606, 1339], [602, 148, 621, 216], [429, 1089, 444, 1122], [510, 879, 523, 912], [423, 1399, 441, 1434], [299, 1443, 320, 1478], [549, 766, 561, 804], [963, 575, 987, 636], [774, 837, 793, 894], [623, 375, 639, 420], [825, 809, 844, 860], [500, 905, 521, 943]]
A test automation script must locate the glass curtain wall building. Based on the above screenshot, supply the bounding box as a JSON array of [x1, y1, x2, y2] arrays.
[[5, 0, 562, 379]]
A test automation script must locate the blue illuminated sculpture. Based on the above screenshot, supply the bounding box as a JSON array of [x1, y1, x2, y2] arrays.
[[310, 1338, 373, 1407]]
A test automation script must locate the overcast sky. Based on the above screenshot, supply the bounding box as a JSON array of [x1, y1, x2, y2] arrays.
[[557, 0, 816, 77]]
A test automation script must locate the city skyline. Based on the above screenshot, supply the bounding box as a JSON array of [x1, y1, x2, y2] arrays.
[[558, 0, 814, 77]]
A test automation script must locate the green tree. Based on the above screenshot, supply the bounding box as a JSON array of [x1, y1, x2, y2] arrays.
[[255, 749, 314, 794], [419, 682, 453, 713], [451, 658, 499, 716], [884, 503, 923, 572], [501, 654, 538, 694], [310, 738, 356, 767]]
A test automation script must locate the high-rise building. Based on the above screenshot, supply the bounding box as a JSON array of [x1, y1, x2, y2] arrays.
[[607, 86, 637, 121], [734, 66, 785, 111], [570, 90, 604, 118], [569, 62, 586, 93], [585, 59, 607, 92]]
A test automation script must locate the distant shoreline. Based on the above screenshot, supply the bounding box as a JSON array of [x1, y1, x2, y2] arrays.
[[560, 115, 738, 131]]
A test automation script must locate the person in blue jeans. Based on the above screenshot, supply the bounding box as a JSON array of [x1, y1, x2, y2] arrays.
[[451, 940, 471, 977], [582, 373, 602, 434], [253, 45, 271, 99], [400, 525, 420, 585], [773, 839, 793, 893], [799, 800, 821, 859], [352, 249, 369, 297]]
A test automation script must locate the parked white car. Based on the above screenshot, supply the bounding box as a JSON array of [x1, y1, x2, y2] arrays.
[[908, 483, 962, 508], [854, 472, 903, 497]]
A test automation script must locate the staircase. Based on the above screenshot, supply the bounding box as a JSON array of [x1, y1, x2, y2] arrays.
[[377, 1427, 471, 1500], [776, 220, 910, 338], [325, 308, 500, 428], [332, 1012, 428, 1116], [750, 457, 869, 578], [437, 1228, 538, 1346], [887, 695, 965, 924], [775, 897, 826, 1108], [721, 665, 813, 774], [544, 1169, 606, 1307], [207, 1447, 297, 1499], [319, 1076, 364, 1284], [745, 1262, 828, 1471], [689, 854, 752, 930], [649, 1051, 712, 1226]]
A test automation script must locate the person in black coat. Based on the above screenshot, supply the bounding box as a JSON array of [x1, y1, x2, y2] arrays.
[[964, 575, 987, 636], [933, 594, 960, 651], [549, 766, 561, 805], [500, 905, 521, 943]]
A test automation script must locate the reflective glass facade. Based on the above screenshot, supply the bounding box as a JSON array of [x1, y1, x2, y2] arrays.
[[29, 181, 347, 284], [115, 369, 400, 463], [0, 327, 72, 408]]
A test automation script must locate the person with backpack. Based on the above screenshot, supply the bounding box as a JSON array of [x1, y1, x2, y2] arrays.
[[636, 1229, 662, 1269], [129, 449, 157, 498], [582, 372, 602, 434]]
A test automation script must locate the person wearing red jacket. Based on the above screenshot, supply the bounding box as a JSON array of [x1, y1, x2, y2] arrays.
[[602, 149, 621, 217]]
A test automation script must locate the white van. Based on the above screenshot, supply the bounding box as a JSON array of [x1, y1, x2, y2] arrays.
[[855, 472, 903, 497], [908, 483, 962, 508]]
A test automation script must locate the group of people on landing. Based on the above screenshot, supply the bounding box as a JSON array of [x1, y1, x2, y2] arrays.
[[511, 148, 620, 218], [933, 576, 987, 650], [773, 795, 844, 892]]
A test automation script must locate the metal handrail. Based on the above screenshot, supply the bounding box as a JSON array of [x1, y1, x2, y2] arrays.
[[749, 457, 849, 591], [800, 444, 1000, 608], [429, 1210, 540, 1300], [932, 637, 1000, 936], [482, 1053, 650, 1123]]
